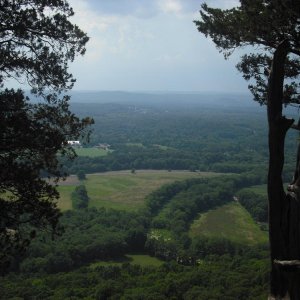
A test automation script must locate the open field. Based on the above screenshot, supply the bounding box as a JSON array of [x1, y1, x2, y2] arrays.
[[75, 147, 110, 157], [189, 202, 268, 245], [89, 254, 163, 268], [56, 170, 220, 211]]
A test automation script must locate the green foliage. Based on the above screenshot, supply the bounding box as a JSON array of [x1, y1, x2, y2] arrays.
[[18, 208, 148, 274], [57, 171, 202, 212], [0, 174, 271, 298], [0, 0, 91, 272], [62, 98, 298, 182], [0, 257, 269, 299], [195, 1, 300, 104], [190, 202, 268, 245], [145, 174, 267, 261], [237, 190, 268, 223], [89, 254, 163, 268], [195, 2, 300, 295], [76, 170, 86, 181], [71, 185, 89, 209], [0, 0, 88, 93]]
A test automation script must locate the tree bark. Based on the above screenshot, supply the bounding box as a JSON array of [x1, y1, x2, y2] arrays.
[[268, 41, 300, 299]]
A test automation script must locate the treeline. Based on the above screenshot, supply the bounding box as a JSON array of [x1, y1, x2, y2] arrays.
[[72, 185, 89, 209], [17, 208, 148, 274], [237, 190, 268, 223], [145, 174, 266, 261], [65, 101, 298, 179], [1, 173, 270, 298], [0, 256, 269, 299], [61, 144, 271, 178], [6, 174, 267, 276]]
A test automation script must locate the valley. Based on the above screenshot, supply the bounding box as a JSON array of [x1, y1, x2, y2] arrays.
[[1, 92, 294, 299]]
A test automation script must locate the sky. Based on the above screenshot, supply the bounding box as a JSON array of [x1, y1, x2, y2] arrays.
[[67, 0, 249, 93], [64, 0, 251, 93], [3, 0, 248, 94]]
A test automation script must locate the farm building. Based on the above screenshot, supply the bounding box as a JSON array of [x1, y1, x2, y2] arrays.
[[67, 141, 81, 147]]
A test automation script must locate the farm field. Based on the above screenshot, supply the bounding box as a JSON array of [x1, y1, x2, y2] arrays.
[[75, 147, 110, 157], [57, 170, 219, 211], [189, 202, 268, 245], [89, 254, 163, 268]]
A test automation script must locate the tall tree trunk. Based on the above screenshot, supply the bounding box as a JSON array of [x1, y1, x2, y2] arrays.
[[267, 40, 292, 298]]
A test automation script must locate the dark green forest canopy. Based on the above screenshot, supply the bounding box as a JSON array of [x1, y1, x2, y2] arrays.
[[0, 0, 91, 271], [0, 0, 88, 93], [61, 95, 297, 182], [0, 174, 270, 299]]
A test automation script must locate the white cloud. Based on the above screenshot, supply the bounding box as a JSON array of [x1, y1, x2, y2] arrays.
[[70, 0, 118, 33], [205, 0, 239, 9], [157, 0, 183, 14], [67, 0, 247, 92]]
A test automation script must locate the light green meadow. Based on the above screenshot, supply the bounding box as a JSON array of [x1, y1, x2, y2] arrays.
[[189, 202, 268, 245], [57, 170, 217, 211]]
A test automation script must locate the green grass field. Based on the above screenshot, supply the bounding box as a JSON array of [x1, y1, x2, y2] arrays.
[[189, 202, 268, 245], [125, 143, 144, 148], [57, 170, 218, 211], [89, 254, 163, 268], [75, 147, 110, 157]]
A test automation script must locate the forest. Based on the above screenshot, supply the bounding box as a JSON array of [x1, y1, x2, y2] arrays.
[[2, 0, 300, 298], [62, 92, 297, 178], [0, 92, 290, 299]]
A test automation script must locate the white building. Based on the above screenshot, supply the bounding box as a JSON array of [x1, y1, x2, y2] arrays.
[[67, 140, 81, 146]]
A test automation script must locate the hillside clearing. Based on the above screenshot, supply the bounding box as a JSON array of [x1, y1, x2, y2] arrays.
[[189, 202, 268, 245], [57, 170, 220, 211]]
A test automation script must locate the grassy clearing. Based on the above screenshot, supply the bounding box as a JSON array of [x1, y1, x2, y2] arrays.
[[89, 254, 163, 268], [149, 229, 173, 241], [125, 143, 144, 148], [75, 147, 109, 157], [55, 186, 74, 211], [57, 170, 218, 212], [189, 202, 268, 245]]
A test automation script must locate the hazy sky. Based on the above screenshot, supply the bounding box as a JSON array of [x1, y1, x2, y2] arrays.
[[67, 0, 249, 93], [4, 0, 246, 94]]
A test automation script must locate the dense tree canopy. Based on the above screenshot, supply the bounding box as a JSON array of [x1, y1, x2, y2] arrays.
[[0, 0, 91, 271], [195, 0, 300, 298], [0, 0, 88, 93]]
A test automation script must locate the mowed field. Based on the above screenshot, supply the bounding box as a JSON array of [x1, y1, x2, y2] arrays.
[[189, 202, 268, 245], [56, 170, 219, 211]]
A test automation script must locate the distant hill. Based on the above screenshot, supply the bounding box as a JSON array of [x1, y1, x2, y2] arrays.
[[68, 90, 257, 108]]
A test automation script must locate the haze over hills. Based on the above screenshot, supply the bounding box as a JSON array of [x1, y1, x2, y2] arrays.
[[68, 90, 257, 108]]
